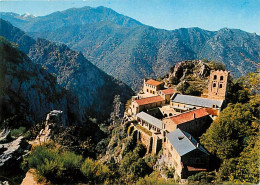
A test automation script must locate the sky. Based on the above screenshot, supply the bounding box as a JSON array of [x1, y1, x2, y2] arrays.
[[0, 0, 259, 34]]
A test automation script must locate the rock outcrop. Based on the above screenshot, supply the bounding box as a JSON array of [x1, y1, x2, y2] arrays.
[[30, 110, 64, 146], [169, 60, 210, 81], [0, 36, 69, 124], [0, 136, 29, 168]]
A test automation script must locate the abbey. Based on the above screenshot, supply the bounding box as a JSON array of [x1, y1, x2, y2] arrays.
[[125, 69, 229, 180]]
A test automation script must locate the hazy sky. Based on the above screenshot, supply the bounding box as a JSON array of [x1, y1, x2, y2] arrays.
[[0, 0, 259, 34]]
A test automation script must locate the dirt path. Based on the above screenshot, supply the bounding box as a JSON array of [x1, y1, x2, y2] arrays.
[[21, 169, 45, 185]]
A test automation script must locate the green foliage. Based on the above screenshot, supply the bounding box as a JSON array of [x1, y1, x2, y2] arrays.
[[26, 144, 83, 183], [235, 135, 259, 184], [176, 82, 190, 94], [200, 73, 259, 184], [163, 166, 175, 178], [28, 122, 45, 140], [119, 143, 152, 183], [11, 127, 26, 138], [184, 85, 201, 96], [176, 81, 202, 96], [200, 103, 257, 160], [80, 157, 111, 184], [80, 158, 96, 182], [136, 171, 177, 185], [144, 154, 158, 168], [207, 60, 226, 70], [25, 143, 112, 184], [227, 78, 250, 104], [134, 143, 146, 158], [202, 58, 209, 63], [188, 171, 216, 183], [244, 69, 260, 93], [122, 136, 136, 156], [170, 76, 179, 85]]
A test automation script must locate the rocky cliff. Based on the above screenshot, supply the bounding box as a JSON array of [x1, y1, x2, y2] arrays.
[[0, 36, 68, 124], [0, 19, 133, 122]]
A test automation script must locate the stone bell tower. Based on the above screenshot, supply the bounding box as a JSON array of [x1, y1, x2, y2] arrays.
[[208, 70, 229, 100]]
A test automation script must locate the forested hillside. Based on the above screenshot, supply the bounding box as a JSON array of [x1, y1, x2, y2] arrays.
[[1, 6, 259, 90], [0, 18, 133, 121]]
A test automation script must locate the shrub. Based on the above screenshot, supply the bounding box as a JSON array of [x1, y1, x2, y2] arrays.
[[133, 143, 146, 158], [177, 82, 190, 94], [80, 158, 96, 182], [170, 76, 179, 85], [184, 86, 201, 96], [27, 144, 83, 183], [208, 60, 225, 70], [11, 126, 26, 138], [80, 158, 111, 183]]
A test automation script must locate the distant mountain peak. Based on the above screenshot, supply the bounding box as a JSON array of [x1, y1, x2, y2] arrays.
[[1, 7, 259, 91], [21, 12, 36, 19]]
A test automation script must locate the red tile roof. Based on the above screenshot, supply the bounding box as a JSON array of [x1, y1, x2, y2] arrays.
[[205, 108, 219, 116], [135, 96, 164, 106], [145, 79, 163, 86], [187, 166, 207, 172], [170, 108, 209, 125], [160, 88, 175, 95]]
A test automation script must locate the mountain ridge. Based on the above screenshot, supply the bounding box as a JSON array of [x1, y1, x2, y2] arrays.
[[0, 36, 69, 123], [1, 6, 259, 91], [0, 18, 133, 122]]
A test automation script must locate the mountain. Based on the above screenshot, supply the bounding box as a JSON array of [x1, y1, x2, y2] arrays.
[[0, 36, 68, 123], [0, 6, 141, 33], [0, 19, 133, 122], [1, 6, 259, 91]]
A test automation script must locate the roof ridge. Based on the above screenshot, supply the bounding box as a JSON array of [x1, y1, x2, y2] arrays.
[[136, 95, 161, 100], [170, 107, 208, 119], [179, 129, 197, 150], [176, 94, 222, 102]]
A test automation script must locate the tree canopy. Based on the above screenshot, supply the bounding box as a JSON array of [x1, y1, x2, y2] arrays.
[[200, 71, 259, 184]]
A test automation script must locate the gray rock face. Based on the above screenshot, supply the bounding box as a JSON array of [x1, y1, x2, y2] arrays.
[[0, 129, 10, 143], [0, 36, 69, 124], [168, 60, 210, 81], [0, 136, 27, 167], [0, 19, 133, 122]]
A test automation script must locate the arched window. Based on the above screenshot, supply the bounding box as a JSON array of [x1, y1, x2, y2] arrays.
[[213, 83, 216, 87], [220, 76, 224, 81], [220, 84, 223, 88], [214, 75, 217, 80]]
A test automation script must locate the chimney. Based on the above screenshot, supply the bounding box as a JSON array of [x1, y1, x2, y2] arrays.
[[189, 135, 192, 140], [197, 143, 199, 148], [193, 113, 196, 119]]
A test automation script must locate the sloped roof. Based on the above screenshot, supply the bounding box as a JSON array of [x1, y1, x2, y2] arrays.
[[145, 79, 163, 86], [167, 128, 209, 156], [170, 108, 209, 125], [171, 94, 223, 108], [160, 88, 176, 95], [135, 96, 164, 106], [136, 112, 162, 129], [205, 108, 219, 116]]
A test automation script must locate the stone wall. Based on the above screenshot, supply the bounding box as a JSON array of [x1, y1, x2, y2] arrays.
[[177, 116, 212, 139]]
